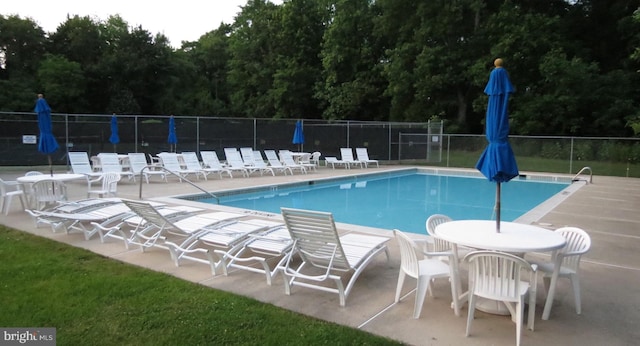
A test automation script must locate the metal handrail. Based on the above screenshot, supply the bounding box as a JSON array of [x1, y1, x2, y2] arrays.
[[137, 165, 219, 203], [572, 166, 593, 184]]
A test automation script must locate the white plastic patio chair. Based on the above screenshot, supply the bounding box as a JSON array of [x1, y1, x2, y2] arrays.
[[31, 179, 68, 210], [464, 250, 538, 346], [426, 214, 472, 262], [393, 229, 461, 318], [279, 207, 390, 307], [87, 171, 121, 198], [0, 177, 26, 215], [530, 226, 591, 320]]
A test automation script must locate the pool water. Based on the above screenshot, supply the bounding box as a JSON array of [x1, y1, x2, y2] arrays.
[[196, 172, 570, 234]]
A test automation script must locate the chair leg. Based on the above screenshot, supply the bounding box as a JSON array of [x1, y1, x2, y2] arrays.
[[516, 300, 524, 346], [570, 273, 581, 314], [465, 294, 477, 337], [542, 269, 561, 320], [413, 275, 430, 319], [395, 271, 406, 303]]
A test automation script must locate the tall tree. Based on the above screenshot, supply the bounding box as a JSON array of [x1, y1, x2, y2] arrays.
[[227, 0, 283, 118], [271, 0, 326, 119], [317, 0, 389, 121], [0, 15, 47, 111]]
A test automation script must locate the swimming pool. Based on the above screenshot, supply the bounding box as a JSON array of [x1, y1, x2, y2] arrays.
[[187, 169, 573, 234]]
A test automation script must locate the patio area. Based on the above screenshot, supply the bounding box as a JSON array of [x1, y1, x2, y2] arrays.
[[1, 165, 639, 345]]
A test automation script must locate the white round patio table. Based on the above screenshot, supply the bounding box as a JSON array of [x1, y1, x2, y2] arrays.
[[17, 173, 87, 184], [435, 220, 566, 315], [17, 173, 88, 209]]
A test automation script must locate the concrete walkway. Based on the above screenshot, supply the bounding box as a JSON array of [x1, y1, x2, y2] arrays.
[[1, 166, 639, 345]]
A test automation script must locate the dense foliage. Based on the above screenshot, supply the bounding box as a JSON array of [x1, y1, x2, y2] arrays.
[[2, 0, 640, 136]]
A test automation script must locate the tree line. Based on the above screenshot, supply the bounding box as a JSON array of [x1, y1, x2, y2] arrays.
[[1, 0, 639, 136]]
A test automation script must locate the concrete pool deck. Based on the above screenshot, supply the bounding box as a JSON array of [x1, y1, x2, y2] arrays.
[[1, 165, 639, 345]]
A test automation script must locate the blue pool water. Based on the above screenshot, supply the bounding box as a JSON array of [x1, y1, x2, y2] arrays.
[[195, 171, 569, 234]]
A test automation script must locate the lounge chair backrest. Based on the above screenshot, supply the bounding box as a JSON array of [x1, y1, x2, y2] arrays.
[[281, 207, 350, 271], [127, 153, 149, 174], [201, 151, 217, 168], [224, 149, 246, 168], [278, 151, 299, 166], [123, 199, 177, 233], [98, 153, 124, 173], [355, 148, 370, 161], [181, 152, 203, 170], [157, 153, 182, 171], [68, 152, 94, 174], [239, 147, 255, 165], [340, 148, 355, 162]]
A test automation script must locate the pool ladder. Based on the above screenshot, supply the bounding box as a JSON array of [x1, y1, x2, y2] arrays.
[[137, 165, 220, 203], [572, 166, 593, 184]]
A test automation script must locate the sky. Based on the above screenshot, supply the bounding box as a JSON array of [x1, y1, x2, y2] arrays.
[[2, 0, 282, 48]]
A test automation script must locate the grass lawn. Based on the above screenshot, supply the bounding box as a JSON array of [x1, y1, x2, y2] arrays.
[[0, 226, 400, 346]]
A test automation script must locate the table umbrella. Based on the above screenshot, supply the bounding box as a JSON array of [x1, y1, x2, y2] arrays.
[[35, 95, 59, 176], [109, 115, 120, 152], [168, 115, 177, 152], [292, 120, 305, 152], [475, 59, 518, 232]]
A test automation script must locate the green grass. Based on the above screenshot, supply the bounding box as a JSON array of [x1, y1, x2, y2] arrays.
[[0, 227, 400, 346], [409, 150, 640, 178]]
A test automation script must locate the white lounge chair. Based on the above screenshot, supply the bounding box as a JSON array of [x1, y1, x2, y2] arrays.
[[340, 148, 363, 168], [25, 197, 122, 229], [127, 153, 168, 183], [238, 148, 274, 176], [68, 152, 103, 178], [264, 150, 293, 175], [181, 152, 218, 180], [97, 153, 134, 181], [223, 225, 293, 285], [223, 148, 251, 177], [355, 147, 379, 168], [279, 207, 390, 306], [120, 200, 274, 275], [325, 156, 350, 169], [278, 150, 307, 174], [118, 200, 224, 273], [157, 152, 202, 182], [26, 200, 144, 240], [200, 151, 234, 178]]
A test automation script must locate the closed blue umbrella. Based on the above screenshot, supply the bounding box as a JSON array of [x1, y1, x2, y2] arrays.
[[475, 59, 518, 232], [109, 114, 120, 152], [35, 94, 59, 175], [168, 115, 177, 152], [292, 120, 304, 152]]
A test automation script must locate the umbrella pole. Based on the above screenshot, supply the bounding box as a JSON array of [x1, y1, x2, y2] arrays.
[[48, 155, 53, 177], [496, 182, 501, 233]]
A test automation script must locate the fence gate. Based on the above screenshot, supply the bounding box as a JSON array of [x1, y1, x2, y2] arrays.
[[398, 120, 443, 162]]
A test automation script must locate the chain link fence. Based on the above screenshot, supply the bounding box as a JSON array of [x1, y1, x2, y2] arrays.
[[2, 112, 639, 177]]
